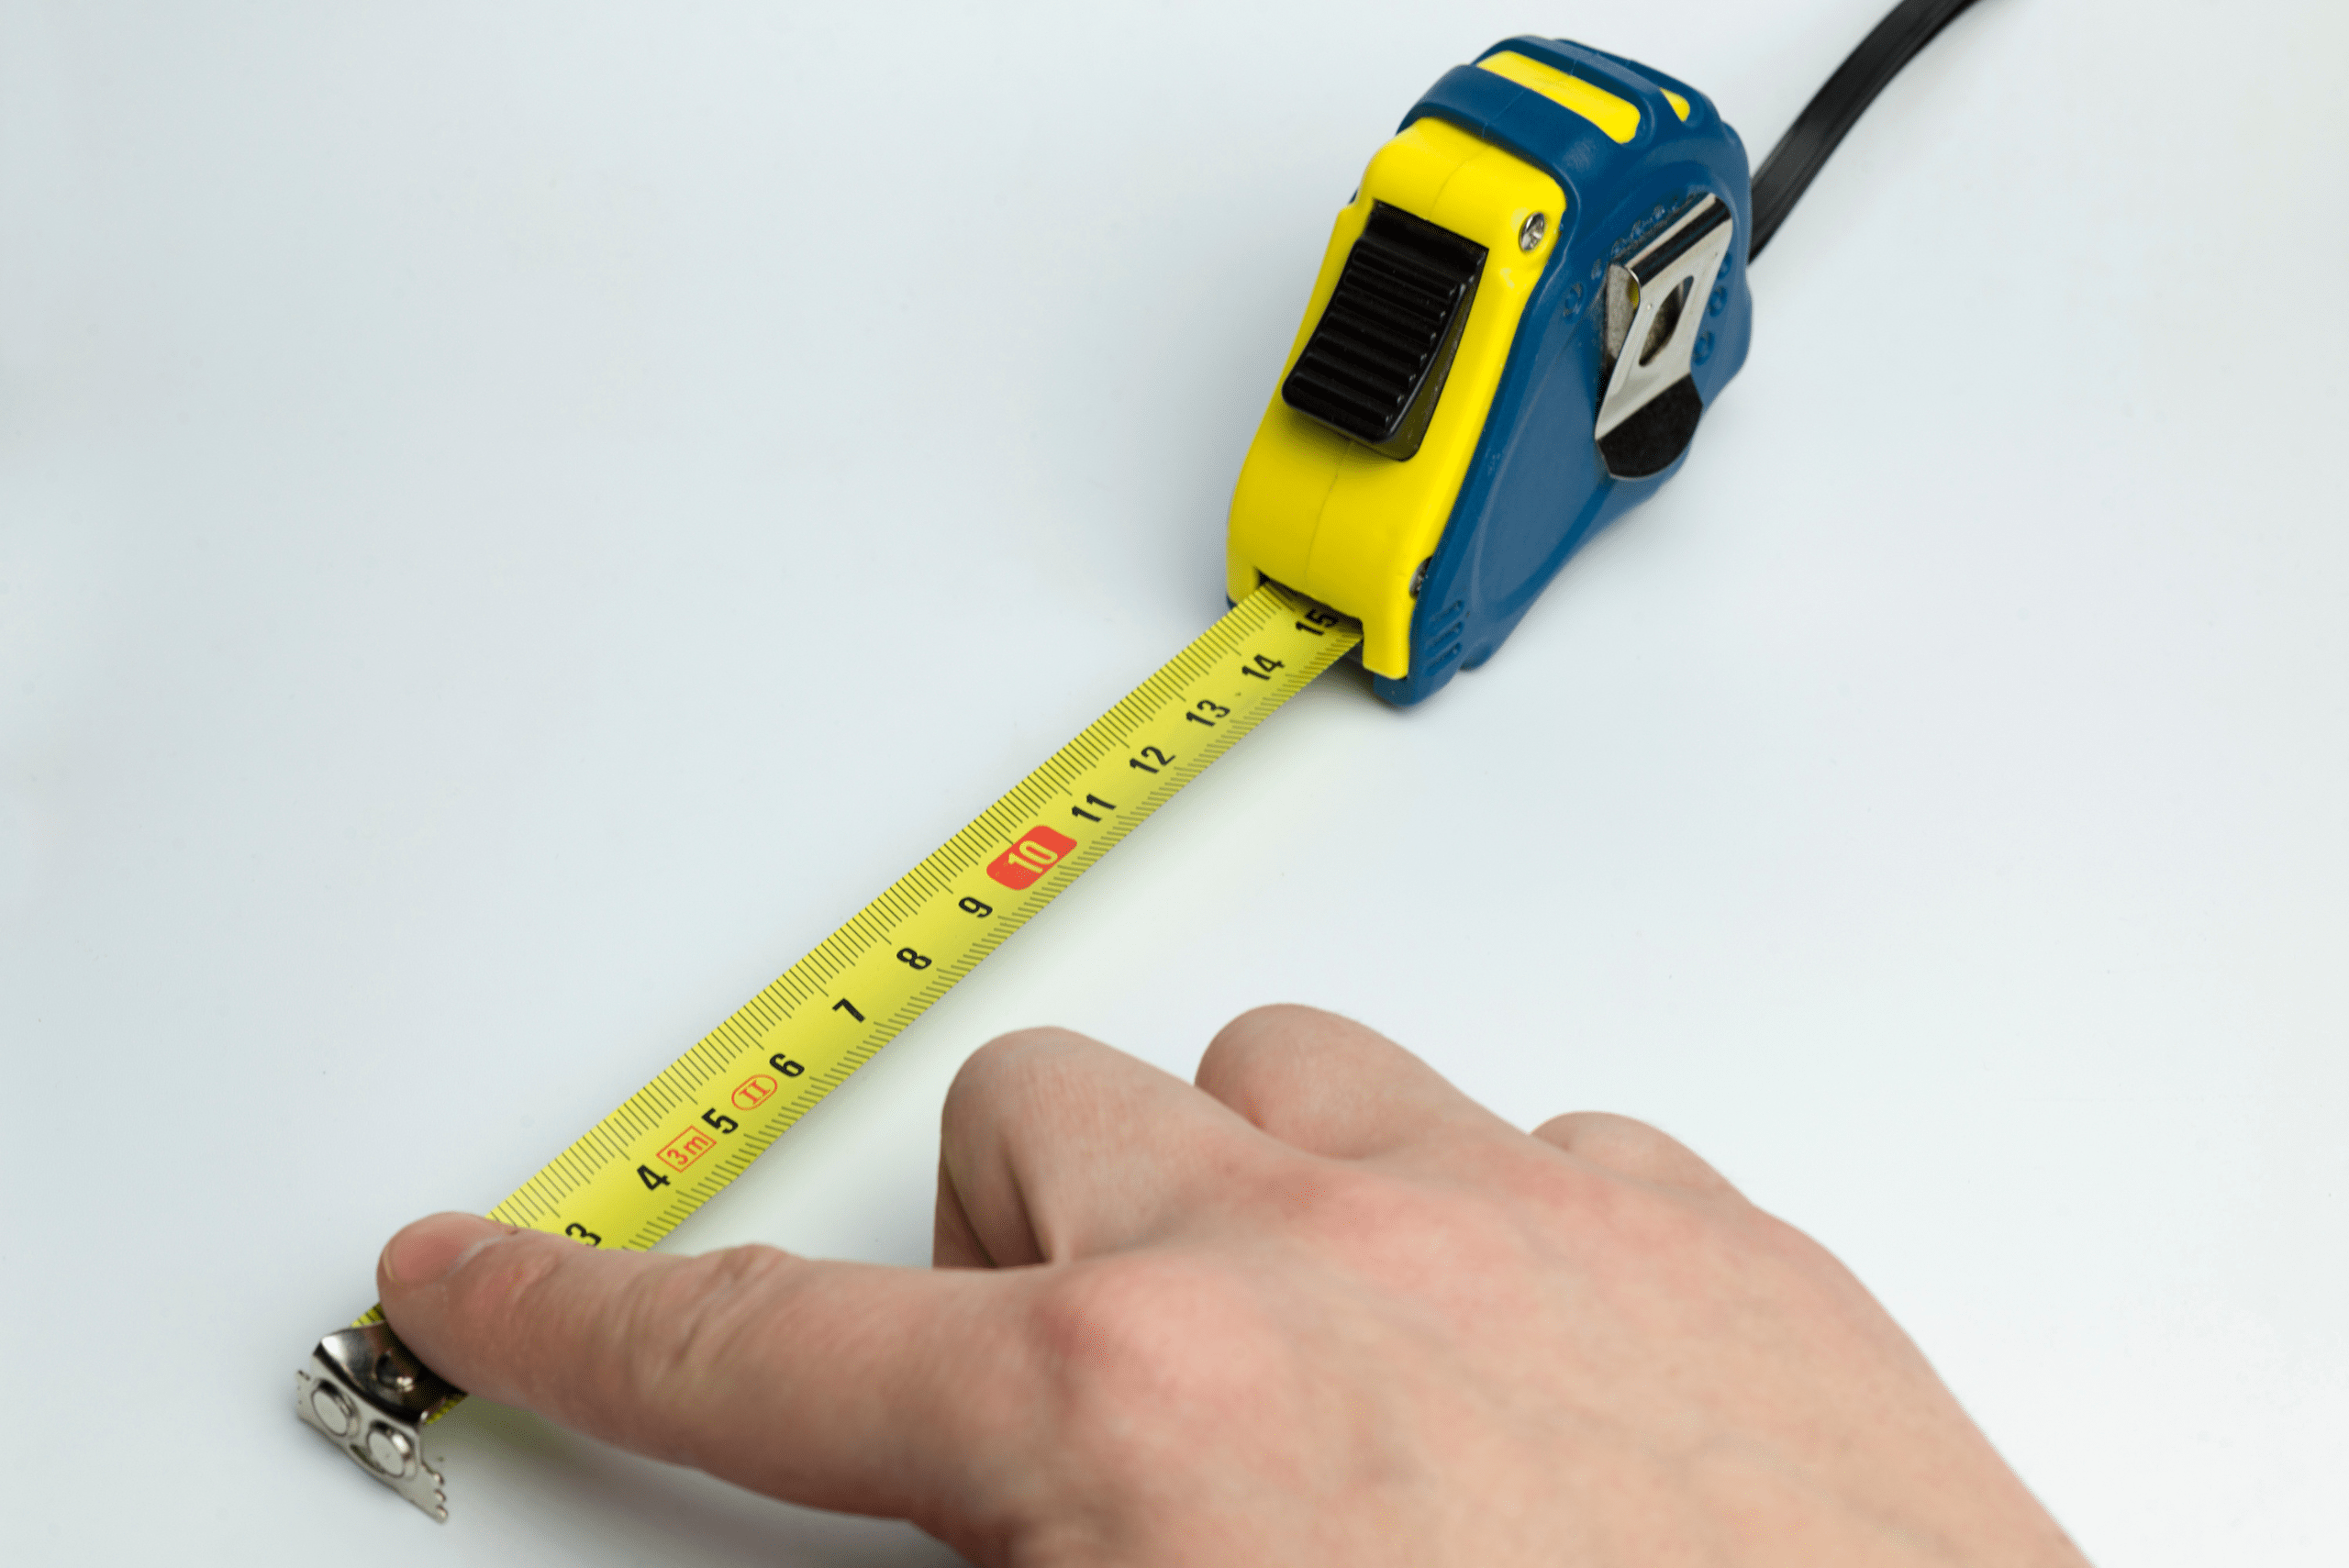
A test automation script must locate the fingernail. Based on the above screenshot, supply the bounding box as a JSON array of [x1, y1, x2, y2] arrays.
[[383, 1212, 504, 1288]]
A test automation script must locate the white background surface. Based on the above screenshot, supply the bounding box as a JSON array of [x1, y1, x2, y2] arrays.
[[4, 0, 2344, 1562]]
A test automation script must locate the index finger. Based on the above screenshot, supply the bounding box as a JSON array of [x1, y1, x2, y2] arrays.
[[377, 1213, 1034, 1531]]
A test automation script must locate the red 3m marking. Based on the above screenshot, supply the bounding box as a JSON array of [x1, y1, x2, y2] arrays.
[[986, 825, 1077, 891], [657, 1126, 718, 1173]]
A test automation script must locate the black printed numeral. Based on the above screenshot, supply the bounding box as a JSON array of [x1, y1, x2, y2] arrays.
[[701, 1108, 740, 1135], [563, 1222, 603, 1246], [831, 997, 865, 1022], [1241, 653, 1286, 682], [897, 947, 932, 970], [636, 1164, 671, 1192], [1129, 746, 1176, 774], [1070, 794, 1117, 824], [1186, 699, 1231, 728], [959, 895, 994, 917]]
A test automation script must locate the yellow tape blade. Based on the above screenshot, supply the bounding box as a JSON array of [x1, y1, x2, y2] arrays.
[[362, 582, 1358, 1300]]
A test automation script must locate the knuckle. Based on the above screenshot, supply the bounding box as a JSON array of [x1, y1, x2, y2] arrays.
[[1025, 1255, 1284, 1451], [1540, 1110, 1729, 1179], [1214, 1002, 1325, 1045], [1533, 1111, 1746, 1207], [1738, 1208, 1860, 1294], [1694, 1207, 1894, 1346], [1249, 1161, 1551, 1325], [1197, 1003, 1341, 1095], [1355, 1176, 1548, 1307], [1495, 1148, 1731, 1269], [944, 1028, 1094, 1132], [1266, 1159, 1420, 1249]]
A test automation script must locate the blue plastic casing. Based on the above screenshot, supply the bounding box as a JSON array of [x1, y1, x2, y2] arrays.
[[1373, 38, 1753, 705]]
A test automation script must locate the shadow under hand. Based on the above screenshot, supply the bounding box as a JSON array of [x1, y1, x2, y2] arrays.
[[431, 1398, 969, 1568]]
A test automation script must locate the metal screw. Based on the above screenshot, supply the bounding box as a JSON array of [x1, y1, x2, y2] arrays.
[[1518, 212, 1547, 252], [365, 1423, 416, 1477], [374, 1351, 417, 1396], [309, 1385, 356, 1438]]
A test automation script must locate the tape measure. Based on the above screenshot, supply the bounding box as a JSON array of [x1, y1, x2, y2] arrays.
[[297, 1, 1987, 1520], [295, 582, 1361, 1515]]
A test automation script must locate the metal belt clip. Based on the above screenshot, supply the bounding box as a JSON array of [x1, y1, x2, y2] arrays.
[[1596, 194, 1736, 480], [295, 1324, 462, 1520]]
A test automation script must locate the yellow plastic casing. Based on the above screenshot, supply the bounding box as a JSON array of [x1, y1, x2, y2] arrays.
[[1224, 117, 1564, 679], [1478, 50, 1642, 142]]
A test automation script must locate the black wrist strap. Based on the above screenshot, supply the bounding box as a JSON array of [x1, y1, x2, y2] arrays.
[[1749, 0, 1990, 261]]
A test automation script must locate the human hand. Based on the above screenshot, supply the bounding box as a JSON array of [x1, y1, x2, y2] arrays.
[[378, 1005, 2088, 1566]]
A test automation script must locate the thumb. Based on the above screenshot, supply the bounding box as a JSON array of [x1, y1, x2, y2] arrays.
[[377, 1213, 1029, 1527]]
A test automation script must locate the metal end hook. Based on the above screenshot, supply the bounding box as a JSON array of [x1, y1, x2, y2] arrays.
[[295, 1324, 463, 1520]]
